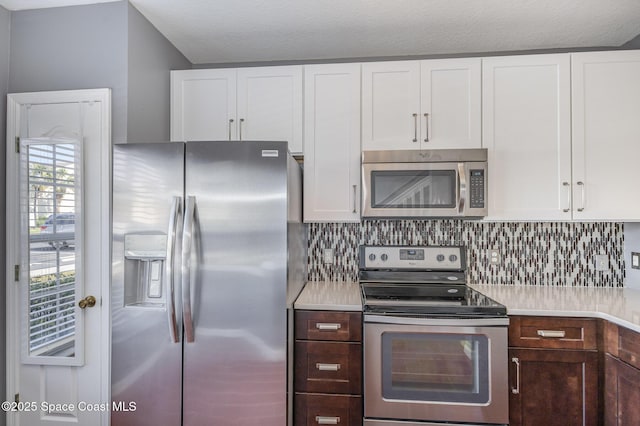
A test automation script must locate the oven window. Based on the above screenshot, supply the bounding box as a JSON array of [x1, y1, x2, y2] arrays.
[[371, 170, 456, 209], [381, 332, 489, 403]]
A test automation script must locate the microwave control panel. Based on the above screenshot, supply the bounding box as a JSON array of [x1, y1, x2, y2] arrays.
[[469, 169, 485, 209]]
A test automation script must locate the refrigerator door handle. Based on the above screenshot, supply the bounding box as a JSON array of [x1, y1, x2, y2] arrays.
[[166, 196, 182, 343], [182, 195, 196, 343]]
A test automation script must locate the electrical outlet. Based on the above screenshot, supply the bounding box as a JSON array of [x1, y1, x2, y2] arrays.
[[323, 248, 334, 265], [595, 254, 609, 271], [489, 249, 501, 265], [632, 252, 640, 270]]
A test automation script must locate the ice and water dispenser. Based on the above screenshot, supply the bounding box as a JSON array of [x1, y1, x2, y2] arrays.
[[123, 233, 167, 307]]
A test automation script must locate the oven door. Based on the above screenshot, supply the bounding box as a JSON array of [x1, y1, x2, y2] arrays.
[[364, 315, 508, 425]]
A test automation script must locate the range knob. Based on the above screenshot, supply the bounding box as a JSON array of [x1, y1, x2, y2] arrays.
[[436, 254, 445, 262], [380, 254, 388, 262], [449, 254, 458, 262], [368, 253, 376, 261]]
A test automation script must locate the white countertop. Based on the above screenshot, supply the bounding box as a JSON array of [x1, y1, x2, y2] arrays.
[[469, 284, 640, 333], [294, 281, 362, 311], [295, 281, 640, 333]]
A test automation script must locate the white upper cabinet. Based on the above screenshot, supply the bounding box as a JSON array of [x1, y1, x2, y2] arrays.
[[171, 66, 303, 153], [483, 54, 572, 221], [171, 69, 236, 142], [571, 50, 640, 221], [362, 61, 420, 150], [236, 66, 303, 152], [303, 63, 361, 222], [362, 58, 481, 150], [420, 58, 481, 149]]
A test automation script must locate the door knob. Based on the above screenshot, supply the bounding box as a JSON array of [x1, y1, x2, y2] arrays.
[[78, 295, 97, 309]]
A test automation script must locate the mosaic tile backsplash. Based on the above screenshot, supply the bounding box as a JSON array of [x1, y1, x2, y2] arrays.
[[307, 221, 625, 287]]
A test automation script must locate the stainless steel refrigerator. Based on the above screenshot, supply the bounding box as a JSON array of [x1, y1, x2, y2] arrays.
[[111, 141, 306, 426]]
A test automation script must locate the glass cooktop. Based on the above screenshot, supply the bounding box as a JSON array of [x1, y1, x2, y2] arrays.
[[361, 282, 507, 317]]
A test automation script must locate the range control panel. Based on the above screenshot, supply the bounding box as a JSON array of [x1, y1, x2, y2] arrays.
[[360, 245, 464, 270]]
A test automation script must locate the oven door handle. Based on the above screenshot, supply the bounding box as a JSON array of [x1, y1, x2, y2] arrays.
[[364, 314, 509, 327]]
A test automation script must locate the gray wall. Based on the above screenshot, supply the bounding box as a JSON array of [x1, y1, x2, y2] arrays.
[[2, 2, 191, 417], [625, 223, 640, 290], [0, 5, 9, 426], [623, 33, 640, 49], [9, 1, 129, 143], [127, 3, 190, 143]]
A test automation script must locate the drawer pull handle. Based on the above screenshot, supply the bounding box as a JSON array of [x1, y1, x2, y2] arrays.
[[316, 323, 341, 331], [537, 330, 566, 338], [316, 363, 341, 371], [316, 416, 340, 424]]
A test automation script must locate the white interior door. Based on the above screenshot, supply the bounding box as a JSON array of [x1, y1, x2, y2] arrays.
[[6, 89, 111, 426]]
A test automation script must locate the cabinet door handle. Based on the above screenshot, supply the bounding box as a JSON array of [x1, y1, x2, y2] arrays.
[[577, 181, 585, 212], [316, 363, 341, 371], [424, 113, 429, 142], [511, 357, 520, 394], [412, 113, 418, 142], [352, 184, 357, 213], [315, 416, 340, 425], [239, 118, 245, 141], [316, 323, 341, 331], [228, 118, 234, 140], [562, 182, 570, 213], [537, 330, 566, 338]]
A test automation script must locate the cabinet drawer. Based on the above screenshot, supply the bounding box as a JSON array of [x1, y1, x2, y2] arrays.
[[296, 310, 362, 342], [294, 393, 362, 426], [509, 316, 597, 350], [605, 322, 640, 370], [295, 341, 362, 394]]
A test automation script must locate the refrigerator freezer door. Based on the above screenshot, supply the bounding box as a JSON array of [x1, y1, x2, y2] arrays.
[[182, 141, 288, 426], [112, 143, 185, 426]]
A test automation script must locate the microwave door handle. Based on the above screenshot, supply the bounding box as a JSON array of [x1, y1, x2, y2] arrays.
[[457, 163, 466, 214]]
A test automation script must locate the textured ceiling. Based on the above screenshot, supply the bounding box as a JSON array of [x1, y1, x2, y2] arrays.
[[1, 0, 640, 64]]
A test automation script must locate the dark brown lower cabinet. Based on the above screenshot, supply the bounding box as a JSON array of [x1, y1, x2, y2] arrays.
[[294, 310, 362, 426], [605, 354, 640, 426], [509, 348, 599, 426], [294, 394, 362, 426]]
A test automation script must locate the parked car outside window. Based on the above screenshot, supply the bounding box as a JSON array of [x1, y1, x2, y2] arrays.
[[40, 213, 75, 247]]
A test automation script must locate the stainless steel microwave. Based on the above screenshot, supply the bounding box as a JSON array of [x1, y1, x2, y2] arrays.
[[362, 149, 488, 218]]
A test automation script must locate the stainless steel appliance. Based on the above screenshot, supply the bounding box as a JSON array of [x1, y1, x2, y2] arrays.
[[111, 141, 306, 426], [360, 245, 508, 426], [361, 149, 488, 218]]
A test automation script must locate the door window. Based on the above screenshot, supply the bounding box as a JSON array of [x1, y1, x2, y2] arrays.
[[381, 332, 489, 403], [19, 138, 84, 364]]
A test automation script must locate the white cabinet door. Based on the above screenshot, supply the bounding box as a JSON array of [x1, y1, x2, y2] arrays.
[[171, 69, 237, 141], [362, 59, 481, 151], [237, 66, 303, 153], [420, 58, 481, 149], [362, 61, 421, 150], [483, 54, 572, 221], [303, 63, 361, 222], [571, 51, 640, 221]]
